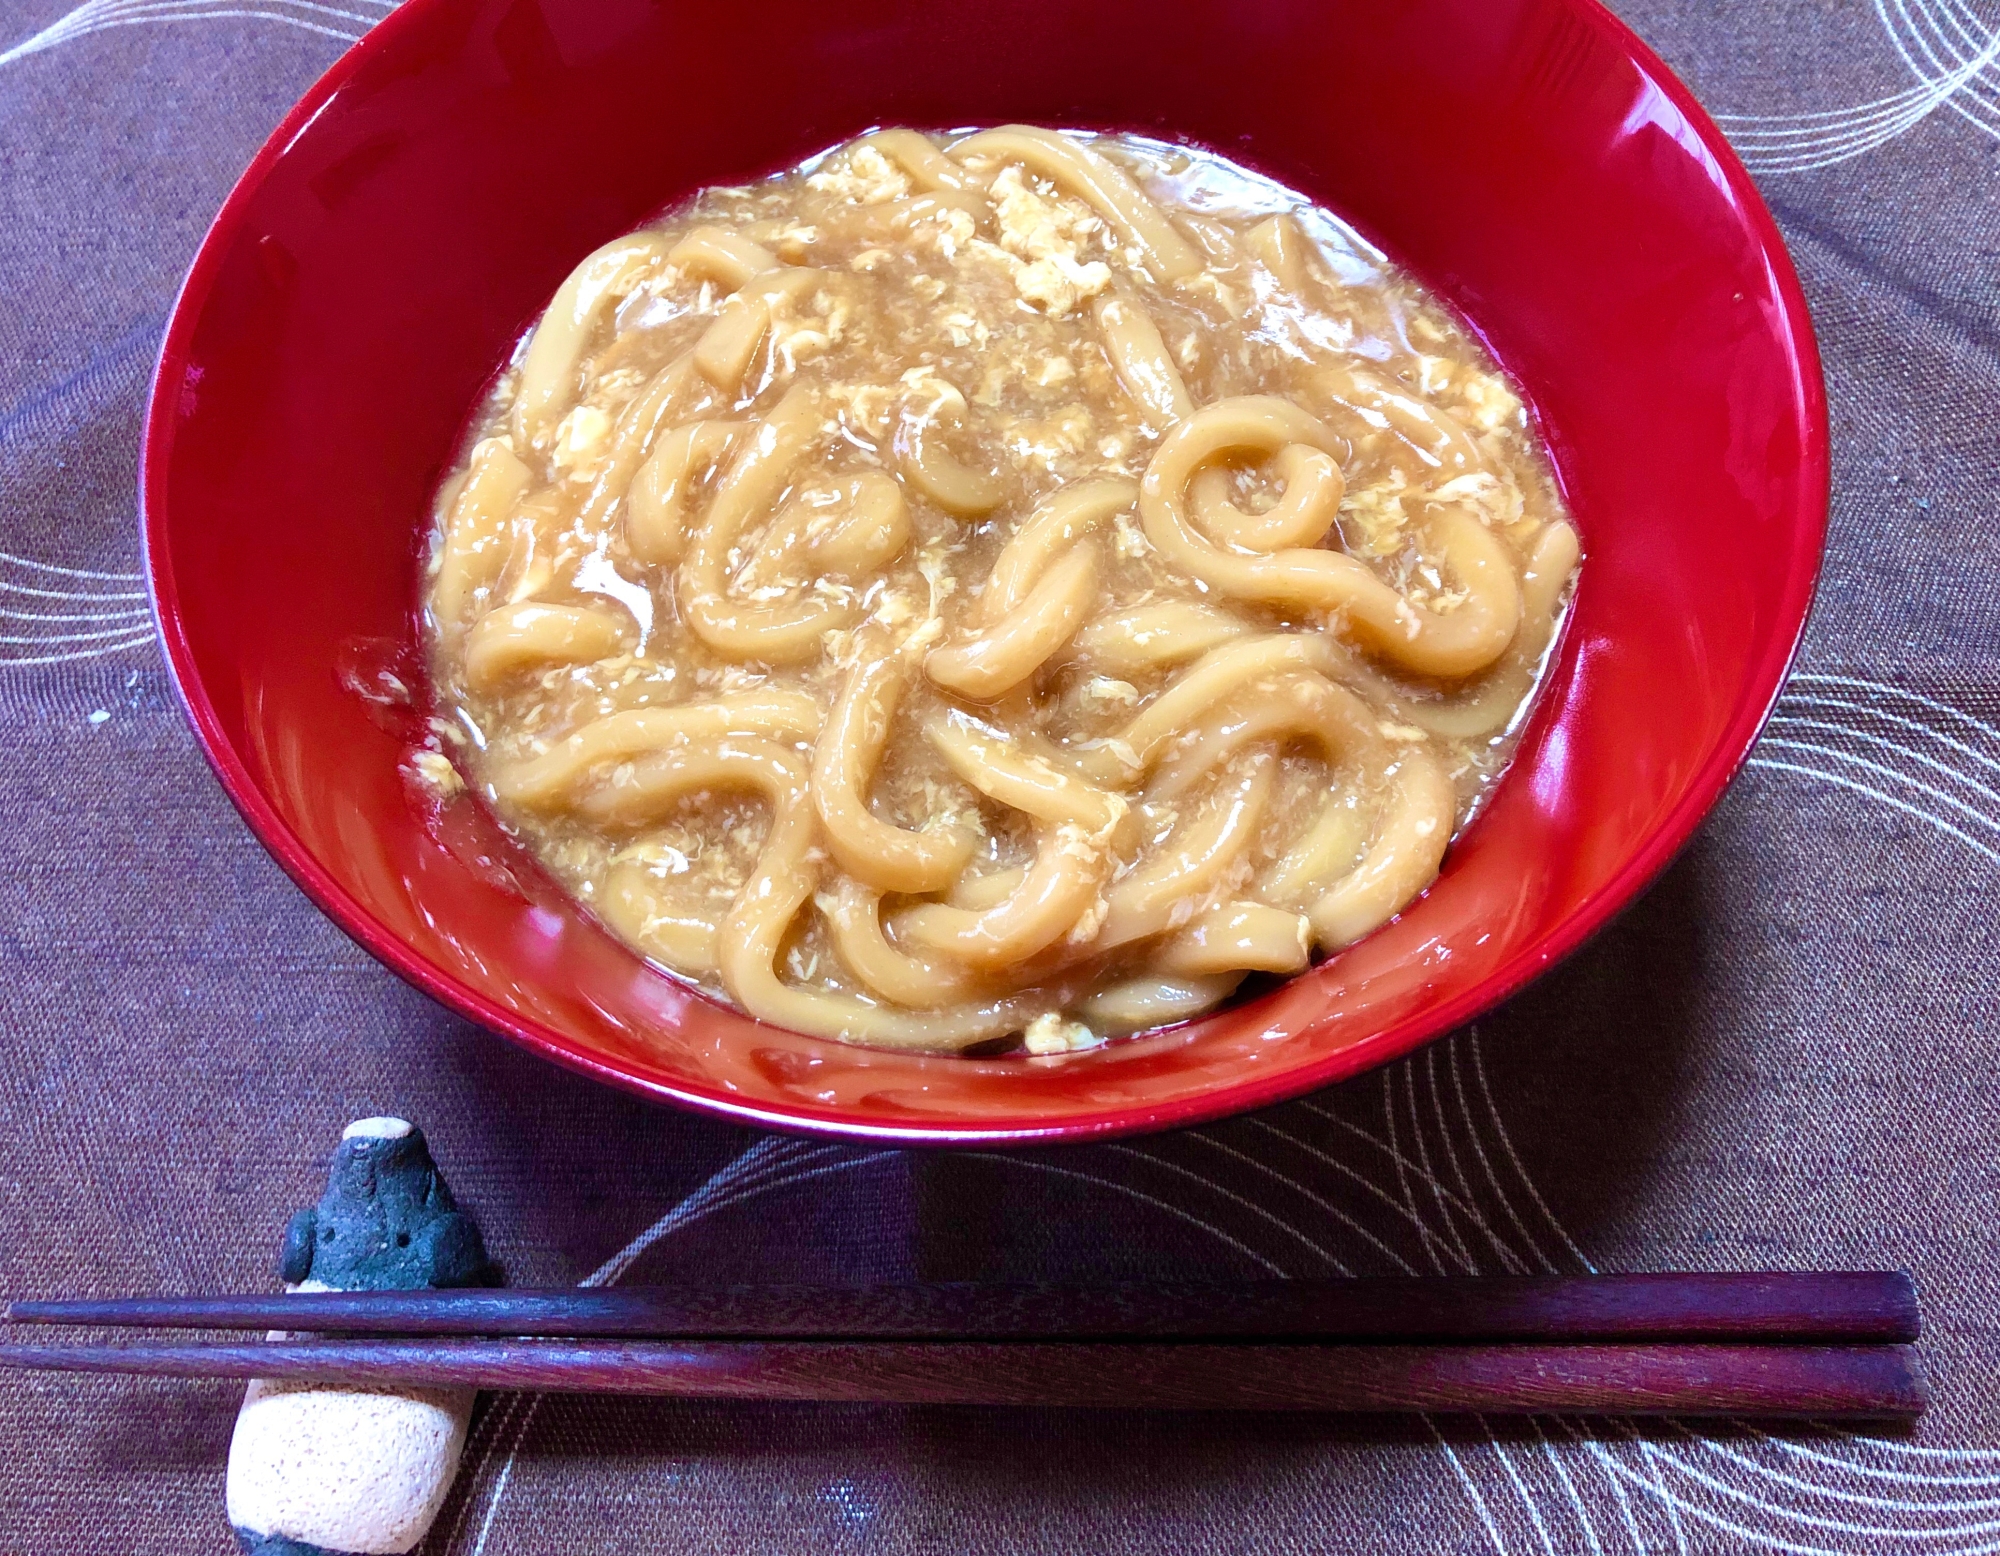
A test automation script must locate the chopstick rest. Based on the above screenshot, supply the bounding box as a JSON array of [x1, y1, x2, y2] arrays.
[[226, 1117, 497, 1556]]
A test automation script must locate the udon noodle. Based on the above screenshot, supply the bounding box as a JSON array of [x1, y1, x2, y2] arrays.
[[422, 127, 1580, 1055]]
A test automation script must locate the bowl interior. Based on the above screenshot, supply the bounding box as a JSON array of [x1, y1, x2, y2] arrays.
[[145, 0, 1825, 1143]]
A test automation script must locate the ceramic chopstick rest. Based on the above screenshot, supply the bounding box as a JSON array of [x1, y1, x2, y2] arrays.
[[226, 1118, 497, 1556]]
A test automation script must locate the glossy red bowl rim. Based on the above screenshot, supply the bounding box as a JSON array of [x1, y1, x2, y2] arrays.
[[141, 0, 1828, 1146]]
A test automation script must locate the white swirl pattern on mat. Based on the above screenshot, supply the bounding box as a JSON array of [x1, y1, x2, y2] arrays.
[[0, 553, 154, 665], [0, 0, 389, 64], [1751, 672, 2000, 867], [1713, 0, 2000, 172]]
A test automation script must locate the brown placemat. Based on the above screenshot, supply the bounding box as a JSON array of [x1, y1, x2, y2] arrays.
[[3, 1, 1997, 1549]]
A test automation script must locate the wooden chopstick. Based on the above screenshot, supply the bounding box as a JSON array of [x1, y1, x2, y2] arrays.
[[0, 1337, 1927, 1416], [3, 1273, 1920, 1343]]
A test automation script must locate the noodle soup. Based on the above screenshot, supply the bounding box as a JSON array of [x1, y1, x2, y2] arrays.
[[422, 127, 1580, 1055]]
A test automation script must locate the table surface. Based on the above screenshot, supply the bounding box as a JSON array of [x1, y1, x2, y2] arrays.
[[3, 0, 1998, 1550]]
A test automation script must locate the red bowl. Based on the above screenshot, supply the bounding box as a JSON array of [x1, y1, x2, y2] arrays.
[[143, 0, 1826, 1144]]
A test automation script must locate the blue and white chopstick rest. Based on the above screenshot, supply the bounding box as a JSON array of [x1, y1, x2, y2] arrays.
[[226, 1118, 494, 1556]]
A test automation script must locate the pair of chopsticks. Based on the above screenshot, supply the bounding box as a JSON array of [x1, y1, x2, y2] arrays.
[[0, 1274, 1926, 1417]]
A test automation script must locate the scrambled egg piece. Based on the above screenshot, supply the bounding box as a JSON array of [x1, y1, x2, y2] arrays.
[[1024, 1011, 1103, 1054], [806, 144, 912, 205], [769, 290, 847, 371], [1455, 369, 1524, 432], [974, 166, 1114, 317], [407, 749, 464, 800], [1008, 405, 1098, 474], [823, 380, 901, 444], [1080, 677, 1140, 708], [613, 839, 693, 875], [1338, 469, 1413, 558], [549, 405, 612, 480], [1430, 470, 1525, 528]]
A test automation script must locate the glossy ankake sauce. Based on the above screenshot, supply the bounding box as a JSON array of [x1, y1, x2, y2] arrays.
[[422, 127, 1579, 1055]]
